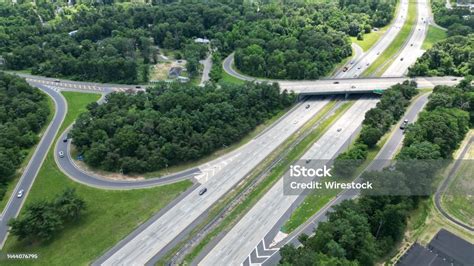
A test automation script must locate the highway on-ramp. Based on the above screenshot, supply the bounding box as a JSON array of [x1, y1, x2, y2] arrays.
[[0, 84, 66, 249]]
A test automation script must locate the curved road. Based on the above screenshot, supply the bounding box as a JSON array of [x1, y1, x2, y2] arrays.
[[434, 136, 474, 232], [0, 84, 66, 248]]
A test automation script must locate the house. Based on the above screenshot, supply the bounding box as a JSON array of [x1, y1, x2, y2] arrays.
[[168, 67, 182, 79], [194, 38, 210, 44]]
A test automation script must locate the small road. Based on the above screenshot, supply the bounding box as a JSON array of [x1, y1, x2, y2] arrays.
[[0, 84, 66, 249], [199, 53, 212, 86], [434, 136, 474, 232]]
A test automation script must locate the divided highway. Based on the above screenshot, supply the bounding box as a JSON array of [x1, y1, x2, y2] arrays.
[[198, 0, 440, 264]]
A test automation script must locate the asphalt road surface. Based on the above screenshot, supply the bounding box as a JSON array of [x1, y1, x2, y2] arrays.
[[383, 0, 430, 77], [198, 97, 379, 266], [0, 84, 66, 248]]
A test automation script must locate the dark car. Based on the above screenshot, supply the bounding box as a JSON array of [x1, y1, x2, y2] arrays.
[[306, 104, 310, 109], [198, 188, 207, 196], [63, 137, 68, 143], [400, 119, 408, 130], [333, 81, 339, 84]]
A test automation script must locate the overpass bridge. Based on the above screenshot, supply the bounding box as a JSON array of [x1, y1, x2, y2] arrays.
[[10, 72, 462, 97], [278, 76, 461, 96]]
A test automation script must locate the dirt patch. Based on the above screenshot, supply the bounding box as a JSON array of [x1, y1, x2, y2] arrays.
[[73, 159, 146, 181], [150, 60, 187, 81]]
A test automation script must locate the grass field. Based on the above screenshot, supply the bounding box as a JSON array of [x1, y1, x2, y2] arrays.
[[3, 91, 193, 266], [363, 0, 417, 77], [442, 132, 474, 227], [421, 25, 447, 50], [0, 92, 55, 212]]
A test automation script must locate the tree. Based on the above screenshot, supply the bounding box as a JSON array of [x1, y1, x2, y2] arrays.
[[360, 126, 383, 148], [9, 201, 63, 242]]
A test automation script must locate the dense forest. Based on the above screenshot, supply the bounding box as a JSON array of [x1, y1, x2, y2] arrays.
[[70, 82, 294, 174], [0, 73, 50, 200], [432, 0, 473, 36], [0, 0, 395, 83], [408, 34, 473, 76], [233, 0, 396, 79], [280, 79, 473, 265]]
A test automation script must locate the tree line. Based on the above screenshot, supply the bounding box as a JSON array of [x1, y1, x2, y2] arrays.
[[9, 188, 86, 243], [333, 81, 418, 178], [408, 34, 473, 77], [0, 0, 395, 83], [279, 79, 473, 265], [0, 73, 50, 201], [70, 81, 295, 174]]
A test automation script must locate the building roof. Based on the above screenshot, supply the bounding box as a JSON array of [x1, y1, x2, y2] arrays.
[[168, 67, 182, 77], [428, 229, 474, 266], [194, 38, 210, 44], [397, 229, 474, 266]]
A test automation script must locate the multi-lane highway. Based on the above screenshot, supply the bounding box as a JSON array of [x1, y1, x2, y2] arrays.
[[198, 97, 379, 265], [383, 0, 429, 77], [198, 0, 440, 264], [260, 92, 431, 265], [94, 97, 334, 265], [0, 0, 454, 261]]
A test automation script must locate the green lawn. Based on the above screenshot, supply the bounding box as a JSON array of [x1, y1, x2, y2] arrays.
[[3, 91, 193, 266], [363, 0, 417, 77], [421, 25, 447, 50], [442, 140, 474, 227]]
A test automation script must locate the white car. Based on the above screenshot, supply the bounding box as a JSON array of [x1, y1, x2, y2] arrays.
[[17, 189, 24, 198], [59, 151, 65, 158]]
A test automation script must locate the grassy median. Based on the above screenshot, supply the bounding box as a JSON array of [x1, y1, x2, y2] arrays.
[[3, 92, 193, 266], [363, 0, 417, 77]]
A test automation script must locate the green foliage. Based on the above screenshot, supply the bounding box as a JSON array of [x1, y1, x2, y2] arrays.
[[209, 52, 223, 82], [8, 188, 86, 243], [409, 34, 473, 77], [0, 1, 395, 83], [431, 0, 473, 36], [70, 82, 295, 173], [332, 81, 417, 177], [0, 73, 50, 200]]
